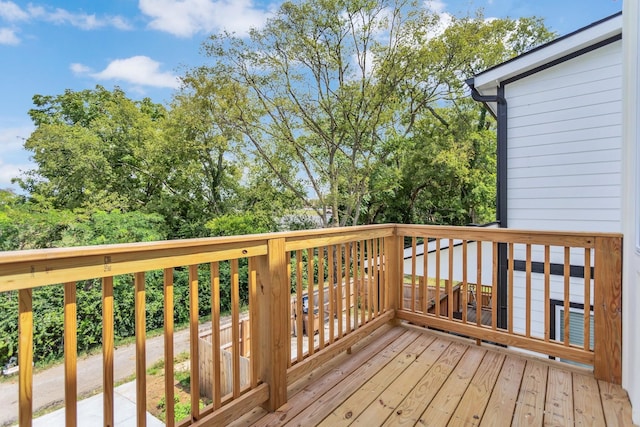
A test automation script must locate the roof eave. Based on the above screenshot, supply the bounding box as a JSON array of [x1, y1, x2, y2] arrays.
[[473, 12, 622, 93]]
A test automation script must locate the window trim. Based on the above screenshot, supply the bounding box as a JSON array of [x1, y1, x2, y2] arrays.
[[549, 299, 594, 349]]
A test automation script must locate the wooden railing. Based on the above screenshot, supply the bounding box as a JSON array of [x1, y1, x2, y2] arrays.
[[0, 224, 622, 426], [395, 225, 622, 384]]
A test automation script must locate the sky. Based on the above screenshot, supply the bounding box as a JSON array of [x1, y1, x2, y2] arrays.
[[0, 0, 623, 192]]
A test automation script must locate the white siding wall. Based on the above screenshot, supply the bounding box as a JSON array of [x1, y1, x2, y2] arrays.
[[505, 40, 622, 352], [403, 240, 494, 285], [506, 40, 623, 233]]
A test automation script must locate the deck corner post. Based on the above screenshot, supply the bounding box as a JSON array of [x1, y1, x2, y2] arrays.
[[384, 229, 402, 323], [594, 235, 623, 384], [255, 237, 289, 411]]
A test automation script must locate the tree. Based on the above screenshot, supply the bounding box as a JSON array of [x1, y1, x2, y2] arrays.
[[193, 0, 441, 227], [364, 12, 555, 225], [191, 1, 554, 227], [164, 71, 246, 221], [17, 86, 170, 214]]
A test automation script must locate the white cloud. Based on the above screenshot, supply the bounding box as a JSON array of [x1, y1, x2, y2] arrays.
[[139, 0, 272, 37], [0, 126, 32, 152], [70, 62, 91, 74], [0, 3, 131, 33], [0, 125, 34, 191], [26, 5, 132, 31], [421, 0, 454, 40], [0, 159, 31, 191], [0, 27, 19, 44], [90, 56, 180, 89], [0, 1, 29, 21], [426, 0, 447, 14]]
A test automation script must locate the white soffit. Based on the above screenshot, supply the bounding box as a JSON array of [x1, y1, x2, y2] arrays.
[[473, 13, 622, 94]]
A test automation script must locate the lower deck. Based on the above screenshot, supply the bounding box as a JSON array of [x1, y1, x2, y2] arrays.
[[232, 323, 634, 427]]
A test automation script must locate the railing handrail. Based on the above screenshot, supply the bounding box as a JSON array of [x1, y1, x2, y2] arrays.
[[0, 223, 395, 262], [0, 224, 623, 290], [0, 223, 623, 264]]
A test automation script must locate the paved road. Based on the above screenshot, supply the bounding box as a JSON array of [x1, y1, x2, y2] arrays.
[[0, 324, 210, 427]]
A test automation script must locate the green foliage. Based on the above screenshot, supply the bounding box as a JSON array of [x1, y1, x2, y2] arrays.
[[19, 86, 169, 213], [367, 103, 497, 225], [0, 292, 18, 364], [205, 212, 277, 236]]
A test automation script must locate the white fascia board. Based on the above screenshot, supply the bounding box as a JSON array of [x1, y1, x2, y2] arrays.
[[474, 14, 622, 94]]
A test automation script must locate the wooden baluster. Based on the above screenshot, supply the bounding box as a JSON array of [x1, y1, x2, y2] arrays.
[[477, 242, 482, 329], [338, 243, 351, 337], [188, 265, 200, 421], [525, 245, 532, 339], [372, 239, 379, 317], [449, 239, 454, 321], [328, 246, 335, 344], [307, 249, 315, 356], [367, 239, 373, 320], [359, 240, 366, 327], [318, 246, 325, 349], [423, 236, 429, 315], [378, 239, 388, 314], [248, 258, 259, 387], [544, 246, 550, 342], [102, 277, 114, 427], [18, 288, 33, 427], [231, 259, 241, 396], [286, 252, 292, 367], [584, 248, 592, 351], [211, 262, 222, 409], [64, 282, 77, 427], [435, 239, 441, 318], [411, 237, 416, 313], [508, 243, 515, 335], [134, 272, 146, 427], [462, 241, 468, 323], [564, 247, 570, 346], [492, 242, 498, 330], [296, 250, 304, 362], [163, 269, 175, 427]]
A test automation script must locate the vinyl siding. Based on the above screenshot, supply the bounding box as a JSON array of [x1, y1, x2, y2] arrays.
[[504, 41, 621, 350], [506, 40, 623, 234]]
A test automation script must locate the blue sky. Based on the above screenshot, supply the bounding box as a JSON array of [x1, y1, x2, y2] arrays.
[[0, 0, 623, 192]]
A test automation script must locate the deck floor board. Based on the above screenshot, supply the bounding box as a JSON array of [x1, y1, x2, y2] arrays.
[[239, 323, 634, 427]]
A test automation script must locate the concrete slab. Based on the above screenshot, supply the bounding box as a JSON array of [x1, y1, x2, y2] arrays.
[[30, 382, 164, 427]]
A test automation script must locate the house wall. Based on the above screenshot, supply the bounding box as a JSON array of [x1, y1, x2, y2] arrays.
[[622, 0, 640, 423], [502, 41, 622, 353], [505, 40, 623, 233]]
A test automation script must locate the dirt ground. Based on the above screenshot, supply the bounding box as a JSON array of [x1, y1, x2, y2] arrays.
[[145, 361, 209, 424]]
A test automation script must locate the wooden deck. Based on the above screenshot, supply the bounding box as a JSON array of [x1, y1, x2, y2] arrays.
[[231, 323, 634, 427]]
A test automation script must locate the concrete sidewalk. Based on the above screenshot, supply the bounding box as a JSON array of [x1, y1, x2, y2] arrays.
[[30, 382, 164, 427]]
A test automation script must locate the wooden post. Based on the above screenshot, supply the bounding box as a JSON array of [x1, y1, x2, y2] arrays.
[[594, 236, 622, 384], [384, 231, 402, 322], [255, 238, 289, 411]]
